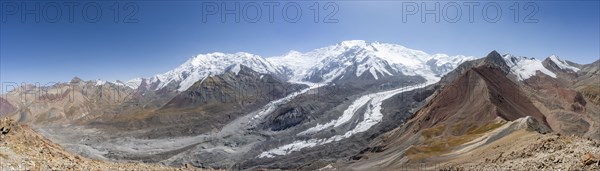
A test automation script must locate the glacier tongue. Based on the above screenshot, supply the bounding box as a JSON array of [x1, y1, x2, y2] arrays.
[[250, 82, 327, 121], [259, 77, 439, 158]]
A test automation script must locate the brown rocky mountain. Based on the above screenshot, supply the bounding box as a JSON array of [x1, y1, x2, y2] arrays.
[[0, 97, 16, 117], [335, 51, 600, 170], [0, 78, 138, 125]]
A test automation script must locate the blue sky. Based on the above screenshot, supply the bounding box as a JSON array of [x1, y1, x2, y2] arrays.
[[1, 1, 599, 88]]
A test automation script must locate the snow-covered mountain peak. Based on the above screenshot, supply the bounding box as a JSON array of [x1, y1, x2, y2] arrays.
[[130, 52, 282, 92], [548, 55, 580, 72], [129, 40, 476, 92], [284, 50, 302, 56], [502, 54, 557, 81], [95, 79, 107, 86], [369, 42, 429, 67], [268, 40, 475, 82], [227, 64, 243, 75], [503, 54, 535, 65], [187, 52, 266, 67], [338, 40, 368, 48], [125, 78, 144, 89], [93, 79, 134, 88]]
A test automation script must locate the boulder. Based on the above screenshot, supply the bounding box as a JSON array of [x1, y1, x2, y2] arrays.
[[581, 152, 600, 165], [1, 118, 14, 134]]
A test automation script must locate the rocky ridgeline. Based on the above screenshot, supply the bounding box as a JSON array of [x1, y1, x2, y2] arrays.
[[443, 134, 600, 170]]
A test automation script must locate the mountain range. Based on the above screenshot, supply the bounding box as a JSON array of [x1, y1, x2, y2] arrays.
[[1, 40, 599, 170]]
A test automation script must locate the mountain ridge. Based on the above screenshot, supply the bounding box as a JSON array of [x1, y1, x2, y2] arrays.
[[2, 42, 598, 170]]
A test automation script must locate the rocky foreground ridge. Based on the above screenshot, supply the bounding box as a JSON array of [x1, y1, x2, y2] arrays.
[[0, 118, 219, 171]]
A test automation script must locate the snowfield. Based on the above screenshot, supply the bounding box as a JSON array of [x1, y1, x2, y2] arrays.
[[549, 55, 580, 72], [124, 40, 474, 92], [504, 54, 557, 81]]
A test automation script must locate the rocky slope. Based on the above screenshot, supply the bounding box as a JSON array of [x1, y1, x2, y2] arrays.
[[0, 97, 16, 117], [99, 65, 307, 138], [442, 131, 600, 170], [0, 118, 215, 171], [334, 51, 600, 170], [1, 78, 139, 125]]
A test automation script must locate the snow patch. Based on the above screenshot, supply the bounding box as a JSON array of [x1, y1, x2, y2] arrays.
[[549, 55, 580, 72], [95, 79, 106, 86], [230, 64, 242, 75], [125, 78, 143, 89], [131, 52, 282, 92], [177, 72, 206, 92], [504, 54, 557, 81]]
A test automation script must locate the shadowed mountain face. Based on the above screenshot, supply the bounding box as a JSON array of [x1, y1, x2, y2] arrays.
[[0, 97, 16, 117], [409, 66, 549, 135], [99, 65, 307, 138]]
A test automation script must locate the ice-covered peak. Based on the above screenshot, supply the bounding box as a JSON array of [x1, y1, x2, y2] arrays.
[[91, 79, 138, 89], [338, 40, 368, 48], [110, 80, 127, 88], [142, 52, 282, 92], [427, 54, 476, 75], [366, 42, 475, 76], [548, 55, 580, 72], [95, 79, 106, 86], [369, 42, 430, 67], [503, 54, 556, 81], [93, 79, 141, 89], [125, 78, 144, 89], [229, 64, 242, 75], [285, 50, 302, 56], [503, 54, 531, 66], [267, 50, 320, 81], [129, 40, 476, 92], [269, 40, 475, 82]]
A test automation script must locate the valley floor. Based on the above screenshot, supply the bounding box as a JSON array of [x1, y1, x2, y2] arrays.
[[0, 118, 217, 171]]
